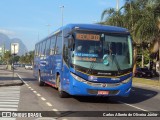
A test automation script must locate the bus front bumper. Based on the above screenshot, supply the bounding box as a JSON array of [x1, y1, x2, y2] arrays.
[[68, 76, 132, 97]]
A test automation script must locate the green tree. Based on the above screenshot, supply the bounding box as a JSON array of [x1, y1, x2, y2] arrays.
[[19, 51, 34, 64], [100, 0, 160, 73], [2, 51, 12, 66]]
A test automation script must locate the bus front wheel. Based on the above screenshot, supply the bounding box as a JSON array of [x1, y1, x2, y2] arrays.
[[57, 75, 69, 98], [38, 72, 45, 86]]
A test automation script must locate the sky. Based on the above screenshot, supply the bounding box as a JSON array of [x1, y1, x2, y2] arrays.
[[0, 0, 124, 51]]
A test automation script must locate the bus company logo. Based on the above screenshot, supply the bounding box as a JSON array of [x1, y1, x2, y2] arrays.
[[101, 83, 107, 87], [88, 76, 97, 81]]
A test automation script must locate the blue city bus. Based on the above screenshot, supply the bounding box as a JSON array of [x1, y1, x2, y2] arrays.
[[33, 24, 133, 98]]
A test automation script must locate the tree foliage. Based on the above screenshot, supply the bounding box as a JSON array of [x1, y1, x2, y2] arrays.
[[19, 51, 34, 64], [100, 0, 160, 71]]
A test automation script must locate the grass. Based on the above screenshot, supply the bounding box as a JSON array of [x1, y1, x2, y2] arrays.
[[132, 77, 160, 87]]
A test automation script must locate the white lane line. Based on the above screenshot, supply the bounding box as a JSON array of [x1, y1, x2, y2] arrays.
[[0, 86, 20, 112], [0, 97, 19, 100], [28, 87, 31, 89], [0, 94, 20, 97], [0, 105, 18, 107], [33, 91, 37, 93], [46, 102, 52, 107], [41, 97, 46, 101], [0, 100, 19, 102], [62, 119, 68, 120], [0, 108, 17, 111], [118, 101, 148, 112], [36, 94, 41, 96], [52, 109, 61, 115], [16, 73, 26, 84], [31, 88, 34, 91], [0, 102, 18, 104], [52, 109, 58, 111]]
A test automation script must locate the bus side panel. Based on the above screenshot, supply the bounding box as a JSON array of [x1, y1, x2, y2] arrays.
[[33, 57, 40, 79], [49, 55, 57, 84], [61, 61, 71, 93]]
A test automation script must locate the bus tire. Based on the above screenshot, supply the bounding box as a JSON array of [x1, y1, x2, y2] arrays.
[[57, 75, 69, 98], [38, 72, 45, 86]]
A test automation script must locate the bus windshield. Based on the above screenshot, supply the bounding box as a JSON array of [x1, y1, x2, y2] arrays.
[[71, 31, 133, 72]]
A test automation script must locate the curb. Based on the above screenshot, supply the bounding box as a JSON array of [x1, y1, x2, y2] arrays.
[[0, 73, 24, 87], [16, 73, 25, 84], [0, 82, 23, 87]]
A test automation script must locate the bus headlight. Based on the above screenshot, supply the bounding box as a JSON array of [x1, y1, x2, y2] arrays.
[[71, 73, 86, 82], [121, 77, 131, 84]]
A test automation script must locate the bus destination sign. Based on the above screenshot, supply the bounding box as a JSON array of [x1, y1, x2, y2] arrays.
[[76, 33, 100, 41]]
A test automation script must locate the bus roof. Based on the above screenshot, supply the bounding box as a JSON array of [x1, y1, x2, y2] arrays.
[[36, 24, 130, 45], [65, 24, 129, 33]]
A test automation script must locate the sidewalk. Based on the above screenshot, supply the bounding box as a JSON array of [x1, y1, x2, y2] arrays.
[[0, 68, 24, 87]]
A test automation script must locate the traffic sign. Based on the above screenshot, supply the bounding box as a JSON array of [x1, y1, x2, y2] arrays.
[[11, 43, 19, 55]]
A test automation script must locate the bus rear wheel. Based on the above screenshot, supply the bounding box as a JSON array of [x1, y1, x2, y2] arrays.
[[57, 75, 69, 98], [38, 72, 45, 86]]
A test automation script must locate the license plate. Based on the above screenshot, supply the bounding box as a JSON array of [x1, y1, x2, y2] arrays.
[[98, 90, 109, 95]]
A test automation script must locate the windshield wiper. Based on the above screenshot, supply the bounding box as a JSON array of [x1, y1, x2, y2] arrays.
[[87, 61, 96, 74], [111, 54, 122, 74]]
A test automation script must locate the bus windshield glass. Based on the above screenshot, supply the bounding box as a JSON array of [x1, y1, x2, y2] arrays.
[[71, 31, 133, 72]]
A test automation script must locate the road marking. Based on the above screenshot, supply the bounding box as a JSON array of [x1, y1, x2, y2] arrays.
[[0, 100, 19, 102], [0, 105, 18, 107], [52, 109, 61, 115], [118, 101, 148, 112], [16, 74, 62, 115], [0, 102, 18, 104], [0, 86, 20, 111], [46, 102, 52, 107], [0, 108, 17, 111], [33, 91, 37, 93], [36, 94, 41, 96], [41, 97, 46, 101]]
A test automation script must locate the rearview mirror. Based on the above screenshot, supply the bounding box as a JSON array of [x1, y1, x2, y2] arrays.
[[68, 35, 74, 48]]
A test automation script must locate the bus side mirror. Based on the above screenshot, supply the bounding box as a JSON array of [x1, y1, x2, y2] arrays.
[[68, 35, 74, 48]]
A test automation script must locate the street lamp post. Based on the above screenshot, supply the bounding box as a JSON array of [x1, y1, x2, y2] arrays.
[[59, 6, 64, 26], [116, 0, 119, 11], [12, 44, 16, 79], [59, 5, 64, 71]]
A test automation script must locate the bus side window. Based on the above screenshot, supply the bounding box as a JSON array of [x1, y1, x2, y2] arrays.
[[50, 36, 56, 55], [55, 33, 62, 54], [42, 41, 46, 58], [45, 38, 51, 56]]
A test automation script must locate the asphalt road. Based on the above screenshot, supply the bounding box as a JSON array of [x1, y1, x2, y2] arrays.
[[13, 67, 160, 120]]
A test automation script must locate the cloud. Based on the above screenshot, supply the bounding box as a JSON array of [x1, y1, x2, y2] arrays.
[[0, 29, 16, 36]]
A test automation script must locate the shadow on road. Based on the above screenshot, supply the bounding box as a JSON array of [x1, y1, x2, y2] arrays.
[[21, 78, 37, 81], [74, 87, 158, 104], [0, 77, 20, 81]]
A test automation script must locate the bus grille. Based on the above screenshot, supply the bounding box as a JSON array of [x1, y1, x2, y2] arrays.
[[85, 82, 121, 87]]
